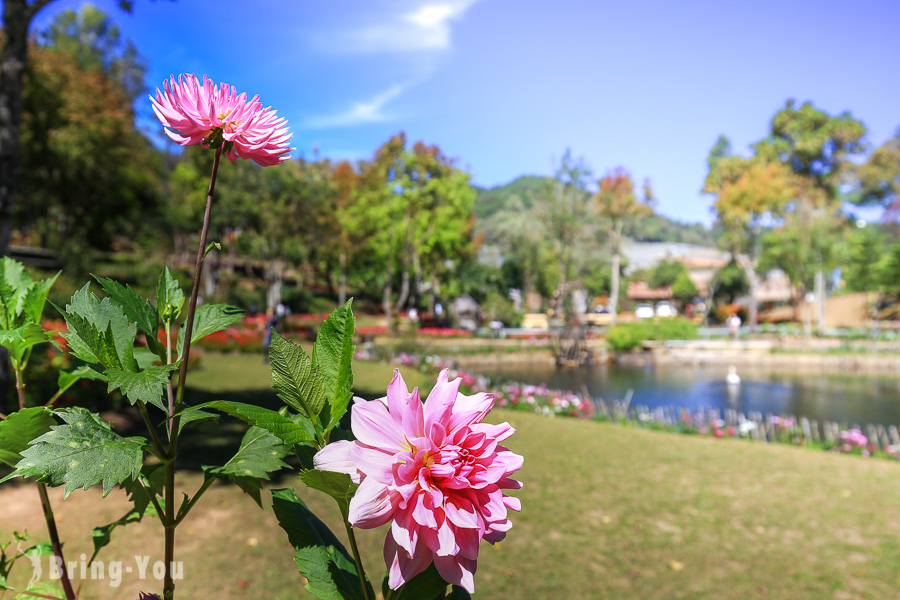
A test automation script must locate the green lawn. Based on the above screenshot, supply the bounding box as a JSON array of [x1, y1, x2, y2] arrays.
[[3, 351, 900, 599]]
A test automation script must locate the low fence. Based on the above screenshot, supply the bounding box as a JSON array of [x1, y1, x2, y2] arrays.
[[592, 395, 900, 455]]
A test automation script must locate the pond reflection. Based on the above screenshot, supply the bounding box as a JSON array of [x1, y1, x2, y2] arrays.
[[483, 364, 900, 426]]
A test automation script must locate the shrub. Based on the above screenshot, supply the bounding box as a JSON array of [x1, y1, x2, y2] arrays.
[[605, 318, 697, 351]]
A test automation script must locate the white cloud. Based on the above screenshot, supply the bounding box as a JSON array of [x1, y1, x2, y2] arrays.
[[303, 1, 481, 130], [304, 83, 409, 128], [315, 0, 480, 54]]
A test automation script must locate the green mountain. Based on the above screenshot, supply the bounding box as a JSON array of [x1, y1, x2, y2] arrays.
[[474, 175, 716, 246]]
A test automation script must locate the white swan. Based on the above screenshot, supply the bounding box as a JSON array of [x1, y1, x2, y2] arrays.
[[726, 365, 741, 386]]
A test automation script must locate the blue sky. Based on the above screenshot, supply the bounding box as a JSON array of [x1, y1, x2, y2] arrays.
[[27, 0, 900, 225]]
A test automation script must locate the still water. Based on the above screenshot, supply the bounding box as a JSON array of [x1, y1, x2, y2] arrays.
[[483, 364, 900, 427]]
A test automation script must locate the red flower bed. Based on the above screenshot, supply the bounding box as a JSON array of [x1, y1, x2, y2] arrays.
[[416, 327, 473, 338]]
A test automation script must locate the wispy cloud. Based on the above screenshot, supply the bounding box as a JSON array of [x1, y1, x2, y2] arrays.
[[304, 83, 409, 129], [312, 0, 481, 55], [304, 1, 481, 130]]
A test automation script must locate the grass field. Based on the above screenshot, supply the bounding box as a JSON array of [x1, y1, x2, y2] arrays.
[[3, 351, 900, 599]]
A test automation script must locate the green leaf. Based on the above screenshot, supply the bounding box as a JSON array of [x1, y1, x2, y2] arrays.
[[133, 346, 161, 370], [300, 470, 358, 514], [382, 563, 449, 600], [21, 271, 59, 325], [94, 274, 165, 357], [186, 401, 314, 445], [5, 407, 146, 498], [0, 258, 33, 330], [57, 365, 106, 391], [204, 426, 289, 507], [205, 426, 289, 481], [176, 407, 218, 434], [176, 303, 244, 356], [271, 488, 374, 600], [58, 284, 137, 372], [105, 364, 178, 412], [0, 324, 56, 364], [156, 265, 184, 324], [270, 332, 326, 420], [312, 300, 356, 431], [0, 407, 56, 467]]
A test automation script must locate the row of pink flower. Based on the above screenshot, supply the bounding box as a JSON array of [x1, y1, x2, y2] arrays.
[[416, 356, 594, 419], [680, 412, 892, 459], [496, 383, 594, 419]]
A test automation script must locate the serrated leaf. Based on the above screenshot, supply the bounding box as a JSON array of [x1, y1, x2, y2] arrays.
[[156, 265, 184, 324], [205, 426, 289, 481], [312, 301, 356, 432], [176, 303, 244, 356], [231, 476, 264, 507], [300, 470, 358, 514], [0, 407, 56, 467], [270, 332, 326, 420], [105, 364, 178, 411], [58, 284, 137, 372], [0, 324, 56, 364], [176, 407, 218, 434], [0, 258, 32, 329], [271, 488, 374, 600], [57, 365, 106, 391], [21, 271, 59, 324], [382, 563, 449, 600], [94, 275, 165, 357], [186, 401, 313, 444], [133, 346, 161, 370], [5, 407, 146, 498], [204, 427, 289, 507]]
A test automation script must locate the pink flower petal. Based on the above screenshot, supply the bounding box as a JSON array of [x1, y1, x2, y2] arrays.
[[434, 554, 477, 594], [348, 477, 395, 528], [313, 440, 360, 483], [351, 399, 407, 451], [385, 536, 433, 590]]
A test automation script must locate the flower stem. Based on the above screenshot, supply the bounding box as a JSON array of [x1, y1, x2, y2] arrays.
[[138, 401, 169, 462], [36, 471, 76, 600], [14, 364, 26, 410], [342, 516, 374, 600], [162, 144, 222, 600], [173, 476, 215, 527], [165, 321, 174, 439], [13, 365, 76, 599]]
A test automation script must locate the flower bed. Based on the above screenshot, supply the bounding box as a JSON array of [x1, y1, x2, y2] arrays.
[[416, 327, 473, 338], [370, 348, 900, 461]]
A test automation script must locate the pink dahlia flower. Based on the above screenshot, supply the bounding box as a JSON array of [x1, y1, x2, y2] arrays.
[[314, 369, 523, 593], [150, 73, 294, 166]]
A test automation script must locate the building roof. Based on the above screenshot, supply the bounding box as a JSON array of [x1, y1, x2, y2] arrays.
[[627, 281, 672, 300]]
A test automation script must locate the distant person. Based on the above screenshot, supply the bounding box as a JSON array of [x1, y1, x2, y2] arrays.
[[726, 312, 742, 340], [262, 306, 281, 363]]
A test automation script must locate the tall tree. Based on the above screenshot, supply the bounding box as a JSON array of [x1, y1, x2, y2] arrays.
[[15, 6, 160, 269], [704, 140, 795, 330], [537, 149, 593, 289], [593, 167, 653, 325], [0, 0, 139, 257], [359, 133, 475, 330], [851, 128, 900, 209], [754, 100, 867, 331]]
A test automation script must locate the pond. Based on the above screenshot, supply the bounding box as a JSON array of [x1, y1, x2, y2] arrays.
[[482, 363, 900, 427]]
